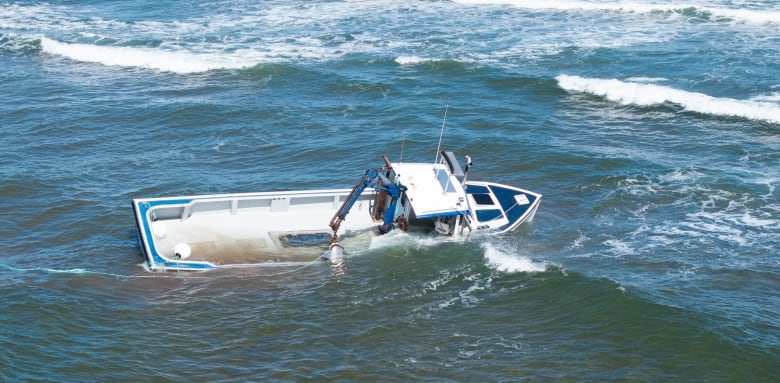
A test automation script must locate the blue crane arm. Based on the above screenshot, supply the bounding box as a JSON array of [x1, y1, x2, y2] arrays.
[[329, 169, 378, 233], [329, 165, 406, 236], [375, 170, 405, 233]]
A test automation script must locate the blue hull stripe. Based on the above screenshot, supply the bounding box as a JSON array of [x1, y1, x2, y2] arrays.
[[133, 198, 217, 271]]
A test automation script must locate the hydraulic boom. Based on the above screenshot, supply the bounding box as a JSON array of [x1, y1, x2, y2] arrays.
[[329, 156, 407, 240]]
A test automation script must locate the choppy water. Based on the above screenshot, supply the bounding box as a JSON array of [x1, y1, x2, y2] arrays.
[[1, 1, 779, 381]]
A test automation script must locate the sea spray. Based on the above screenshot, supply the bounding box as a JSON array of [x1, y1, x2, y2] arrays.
[[482, 242, 547, 273]]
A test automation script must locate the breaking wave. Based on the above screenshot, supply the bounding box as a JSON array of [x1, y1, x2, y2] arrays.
[[395, 56, 441, 65], [453, 0, 780, 24], [556, 74, 780, 124], [39, 37, 253, 73], [482, 243, 547, 273]]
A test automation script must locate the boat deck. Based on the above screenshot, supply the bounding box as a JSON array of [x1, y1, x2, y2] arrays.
[[135, 189, 379, 269]]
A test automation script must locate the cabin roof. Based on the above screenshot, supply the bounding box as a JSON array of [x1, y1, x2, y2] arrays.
[[392, 162, 469, 219]]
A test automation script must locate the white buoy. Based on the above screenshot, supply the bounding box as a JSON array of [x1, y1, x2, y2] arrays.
[[173, 243, 191, 259], [152, 221, 167, 239], [322, 241, 345, 262]]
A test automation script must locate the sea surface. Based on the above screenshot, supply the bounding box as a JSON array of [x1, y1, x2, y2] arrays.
[[1, 1, 779, 381]]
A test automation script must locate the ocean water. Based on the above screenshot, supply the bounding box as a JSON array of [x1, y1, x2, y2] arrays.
[[1, 0, 779, 381]]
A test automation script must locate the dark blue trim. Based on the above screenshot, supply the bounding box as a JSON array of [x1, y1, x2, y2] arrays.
[[415, 210, 469, 219], [476, 209, 503, 222], [134, 198, 217, 271], [465, 184, 490, 194], [488, 185, 538, 231]]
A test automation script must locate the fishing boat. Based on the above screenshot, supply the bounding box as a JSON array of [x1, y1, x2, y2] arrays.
[[131, 151, 541, 271]]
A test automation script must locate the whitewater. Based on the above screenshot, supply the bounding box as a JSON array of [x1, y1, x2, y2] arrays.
[[1, 0, 778, 381]]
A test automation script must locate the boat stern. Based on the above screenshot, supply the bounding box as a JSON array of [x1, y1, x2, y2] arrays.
[[131, 197, 219, 272]]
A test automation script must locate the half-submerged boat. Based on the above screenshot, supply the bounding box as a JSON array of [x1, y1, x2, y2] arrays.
[[132, 151, 541, 271]]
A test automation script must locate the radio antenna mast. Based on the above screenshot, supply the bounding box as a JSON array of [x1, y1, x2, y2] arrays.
[[399, 134, 406, 163], [434, 105, 448, 165]]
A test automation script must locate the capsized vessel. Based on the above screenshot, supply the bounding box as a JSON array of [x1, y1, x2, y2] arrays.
[[131, 151, 541, 271]]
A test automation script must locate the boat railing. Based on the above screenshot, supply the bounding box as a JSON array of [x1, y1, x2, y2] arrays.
[[148, 190, 369, 222]]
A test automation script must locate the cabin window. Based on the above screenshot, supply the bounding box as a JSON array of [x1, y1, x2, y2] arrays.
[[465, 184, 490, 194], [471, 193, 494, 206], [435, 168, 457, 193]]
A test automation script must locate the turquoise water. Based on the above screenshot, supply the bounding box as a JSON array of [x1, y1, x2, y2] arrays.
[[1, 1, 779, 381]]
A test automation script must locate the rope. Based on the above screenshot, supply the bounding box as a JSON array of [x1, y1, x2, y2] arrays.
[[0, 259, 325, 280]]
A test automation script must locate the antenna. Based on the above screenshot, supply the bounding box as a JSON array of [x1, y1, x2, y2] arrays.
[[434, 105, 448, 165], [399, 134, 406, 163]]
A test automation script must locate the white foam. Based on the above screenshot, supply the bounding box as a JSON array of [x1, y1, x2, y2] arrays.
[[751, 92, 780, 103], [0, 3, 68, 30], [625, 76, 669, 83], [395, 55, 437, 65], [0, 264, 88, 274], [755, 176, 778, 196], [568, 231, 589, 250], [395, 56, 454, 65], [40, 36, 254, 73], [737, 212, 777, 229], [458, 280, 486, 307], [454, 0, 660, 13], [452, 0, 780, 24], [556, 74, 780, 124], [603, 238, 636, 257], [482, 243, 546, 273], [666, 266, 698, 279], [658, 168, 705, 183], [367, 230, 414, 250]]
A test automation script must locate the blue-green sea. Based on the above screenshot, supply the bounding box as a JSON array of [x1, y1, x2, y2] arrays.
[[1, 1, 779, 381]]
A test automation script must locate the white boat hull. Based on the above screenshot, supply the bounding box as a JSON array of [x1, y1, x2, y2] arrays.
[[132, 181, 540, 271], [132, 153, 541, 271], [133, 188, 379, 271]]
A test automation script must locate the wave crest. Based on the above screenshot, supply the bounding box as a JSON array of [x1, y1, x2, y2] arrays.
[[483, 243, 547, 273], [40, 37, 253, 73], [556, 74, 780, 124], [453, 0, 780, 24]]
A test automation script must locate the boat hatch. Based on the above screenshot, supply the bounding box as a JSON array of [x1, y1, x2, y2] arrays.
[[393, 162, 470, 219]]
